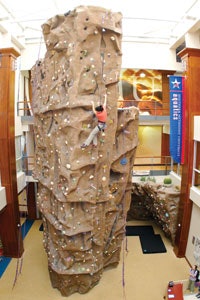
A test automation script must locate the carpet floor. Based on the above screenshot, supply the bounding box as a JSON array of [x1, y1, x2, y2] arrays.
[[0, 219, 191, 300]]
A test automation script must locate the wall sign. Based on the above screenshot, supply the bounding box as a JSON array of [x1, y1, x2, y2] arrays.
[[169, 75, 185, 164]]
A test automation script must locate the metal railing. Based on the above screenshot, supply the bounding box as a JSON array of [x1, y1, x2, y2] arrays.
[[133, 155, 182, 177], [17, 99, 170, 117], [117, 99, 170, 116], [21, 154, 181, 178], [22, 155, 34, 175]]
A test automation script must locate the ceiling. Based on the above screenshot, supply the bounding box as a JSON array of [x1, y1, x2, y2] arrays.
[[0, 0, 200, 47]]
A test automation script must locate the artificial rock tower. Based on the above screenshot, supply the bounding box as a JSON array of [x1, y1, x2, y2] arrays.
[[32, 6, 139, 296]]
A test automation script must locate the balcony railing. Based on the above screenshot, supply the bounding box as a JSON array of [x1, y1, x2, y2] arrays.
[[17, 100, 33, 116], [17, 99, 170, 117], [22, 155, 34, 176], [133, 155, 182, 177], [117, 99, 170, 116], [21, 154, 181, 179]]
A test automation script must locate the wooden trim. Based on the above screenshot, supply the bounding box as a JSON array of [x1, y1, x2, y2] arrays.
[[0, 48, 23, 258], [173, 48, 200, 257]]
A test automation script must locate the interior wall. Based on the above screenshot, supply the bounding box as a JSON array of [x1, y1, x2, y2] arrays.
[[26, 131, 35, 173], [185, 203, 200, 266], [134, 125, 162, 165], [122, 41, 182, 71], [0, 187, 6, 210], [20, 43, 46, 71]]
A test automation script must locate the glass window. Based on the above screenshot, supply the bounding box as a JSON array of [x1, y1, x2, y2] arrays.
[[15, 136, 23, 172]]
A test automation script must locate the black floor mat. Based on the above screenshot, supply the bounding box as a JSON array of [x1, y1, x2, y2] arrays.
[[125, 225, 154, 236], [39, 223, 43, 231], [139, 234, 167, 254]]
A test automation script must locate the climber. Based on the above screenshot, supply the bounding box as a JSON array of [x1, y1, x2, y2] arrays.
[[81, 94, 107, 148]]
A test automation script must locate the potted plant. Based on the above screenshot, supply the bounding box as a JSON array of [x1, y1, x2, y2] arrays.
[[163, 177, 172, 187], [140, 176, 146, 182], [146, 176, 156, 183]]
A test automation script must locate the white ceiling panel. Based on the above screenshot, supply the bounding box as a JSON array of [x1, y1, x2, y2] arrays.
[[0, 0, 199, 45]]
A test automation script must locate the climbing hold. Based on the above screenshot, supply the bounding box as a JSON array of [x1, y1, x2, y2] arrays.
[[120, 157, 127, 165]]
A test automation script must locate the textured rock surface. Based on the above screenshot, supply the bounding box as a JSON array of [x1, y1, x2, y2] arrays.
[[31, 6, 139, 296], [129, 182, 180, 244]]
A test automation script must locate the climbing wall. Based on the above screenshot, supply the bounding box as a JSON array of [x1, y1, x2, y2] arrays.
[[31, 6, 139, 296], [129, 182, 180, 244]]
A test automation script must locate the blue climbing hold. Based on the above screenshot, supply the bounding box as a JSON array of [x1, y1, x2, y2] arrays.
[[120, 157, 128, 165]]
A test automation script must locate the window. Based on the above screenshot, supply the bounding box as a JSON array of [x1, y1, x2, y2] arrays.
[[15, 136, 23, 172], [192, 140, 200, 189]]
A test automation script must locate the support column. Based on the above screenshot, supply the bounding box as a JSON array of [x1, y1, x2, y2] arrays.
[[174, 48, 200, 257], [0, 48, 24, 257]]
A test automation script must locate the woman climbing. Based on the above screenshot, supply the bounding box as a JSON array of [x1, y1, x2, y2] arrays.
[[81, 94, 107, 148]]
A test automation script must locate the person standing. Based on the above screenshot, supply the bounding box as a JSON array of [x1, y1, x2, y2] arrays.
[[196, 267, 200, 298], [196, 285, 200, 298], [188, 265, 198, 293]]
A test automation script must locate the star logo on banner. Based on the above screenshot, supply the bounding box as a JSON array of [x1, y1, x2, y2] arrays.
[[172, 78, 181, 89]]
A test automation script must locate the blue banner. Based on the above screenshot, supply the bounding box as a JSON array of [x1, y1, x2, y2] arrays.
[[169, 76, 183, 164]]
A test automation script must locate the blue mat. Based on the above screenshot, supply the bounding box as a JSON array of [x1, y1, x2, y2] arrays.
[[21, 219, 34, 239], [0, 219, 34, 278], [0, 256, 12, 277]]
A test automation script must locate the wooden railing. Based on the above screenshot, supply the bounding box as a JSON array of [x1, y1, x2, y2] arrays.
[[17, 100, 33, 116]]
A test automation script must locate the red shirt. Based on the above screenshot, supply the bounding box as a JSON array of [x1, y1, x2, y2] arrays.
[[96, 109, 107, 123]]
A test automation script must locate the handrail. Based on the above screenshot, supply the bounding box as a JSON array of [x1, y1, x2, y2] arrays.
[[17, 100, 33, 116], [21, 154, 181, 177], [133, 155, 181, 176], [117, 98, 169, 116], [17, 99, 169, 116]]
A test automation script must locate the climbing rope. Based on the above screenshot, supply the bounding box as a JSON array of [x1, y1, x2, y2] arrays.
[[120, 107, 132, 300], [12, 180, 31, 288], [12, 222, 24, 289]]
